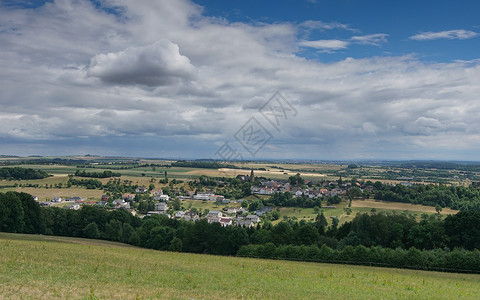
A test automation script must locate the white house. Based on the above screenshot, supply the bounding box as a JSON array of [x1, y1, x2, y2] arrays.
[[207, 211, 222, 223], [51, 197, 62, 203], [135, 186, 148, 193], [112, 199, 130, 209], [174, 211, 185, 219], [158, 194, 169, 202], [225, 207, 237, 214], [65, 203, 81, 210], [155, 202, 168, 212], [193, 193, 212, 200]]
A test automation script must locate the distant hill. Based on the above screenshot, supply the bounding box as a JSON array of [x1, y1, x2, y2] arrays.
[[1, 233, 479, 299]]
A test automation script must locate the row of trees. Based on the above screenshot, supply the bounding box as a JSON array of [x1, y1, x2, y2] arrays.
[[0, 167, 50, 180], [263, 192, 341, 208], [74, 170, 121, 178], [237, 244, 480, 272], [374, 183, 480, 210]]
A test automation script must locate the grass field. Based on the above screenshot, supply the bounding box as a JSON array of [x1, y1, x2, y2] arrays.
[[1, 233, 479, 299], [351, 199, 458, 215]]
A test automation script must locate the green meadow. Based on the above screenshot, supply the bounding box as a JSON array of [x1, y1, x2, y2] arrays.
[[1, 233, 479, 299]]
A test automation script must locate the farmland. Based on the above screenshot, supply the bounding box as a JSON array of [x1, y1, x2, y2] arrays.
[[1, 232, 479, 299], [0, 157, 469, 223]]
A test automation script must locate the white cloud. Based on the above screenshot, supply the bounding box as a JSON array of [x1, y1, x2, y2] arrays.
[[299, 39, 349, 50], [87, 40, 196, 86], [1, 0, 480, 159], [350, 33, 388, 46], [299, 20, 352, 32], [410, 29, 478, 41]]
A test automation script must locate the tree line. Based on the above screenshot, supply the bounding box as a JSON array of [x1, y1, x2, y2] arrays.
[[374, 183, 480, 211], [0, 167, 50, 180], [74, 170, 121, 178], [2, 191, 480, 272]]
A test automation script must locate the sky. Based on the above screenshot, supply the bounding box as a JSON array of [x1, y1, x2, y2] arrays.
[[0, 0, 480, 160]]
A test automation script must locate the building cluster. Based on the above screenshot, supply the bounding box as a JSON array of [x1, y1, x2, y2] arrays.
[[250, 179, 348, 198]]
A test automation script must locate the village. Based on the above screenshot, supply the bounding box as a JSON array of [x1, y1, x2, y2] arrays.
[[33, 170, 372, 228]]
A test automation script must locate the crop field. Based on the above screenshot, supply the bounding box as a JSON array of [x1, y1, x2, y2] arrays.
[[1, 233, 479, 299], [5, 187, 104, 202], [351, 200, 458, 215]]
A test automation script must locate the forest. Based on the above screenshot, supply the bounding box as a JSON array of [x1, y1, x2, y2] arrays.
[[0, 167, 50, 180], [2, 191, 480, 272]]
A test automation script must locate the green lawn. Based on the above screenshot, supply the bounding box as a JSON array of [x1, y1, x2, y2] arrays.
[[1, 233, 479, 299]]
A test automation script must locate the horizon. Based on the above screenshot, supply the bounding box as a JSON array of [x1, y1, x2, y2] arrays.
[[2, 153, 480, 165], [1, 1, 480, 160]]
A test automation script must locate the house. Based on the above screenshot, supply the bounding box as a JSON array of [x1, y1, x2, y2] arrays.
[[155, 202, 168, 212], [135, 186, 148, 193], [219, 217, 233, 227], [236, 219, 256, 228], [32, 196, 38, 201], [151, 189, 163, 195], [246, 214, 261, 223], [38, 202, 52, 207], [112, 199, 130, 209], [123, 194, 135, 201], [158, 194, 169, 202], [225, 207, 237, 214], [146, 211, 170, 218], [65, 196, 84, 203], [207, 211, 222, 223], [101, 195, 110, 201], [193, 192, 214, 200], [251, 186, 275, 195], [65, 203, 81, 210], [174, 211, 185, 219], [153, 190, 168, 201], [51, 197, 62, 203], [236, 207, 248, 215], [255, 207, 272, 216], [208, 211, 222, 218], [184, 212, 200, 222], [212, 195, 225, 202]]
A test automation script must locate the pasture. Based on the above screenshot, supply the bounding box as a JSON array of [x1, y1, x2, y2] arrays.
[[1, 233, 479, 299]]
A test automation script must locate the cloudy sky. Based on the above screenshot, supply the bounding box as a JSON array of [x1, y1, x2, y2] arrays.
[[1, 0, 480, 160]]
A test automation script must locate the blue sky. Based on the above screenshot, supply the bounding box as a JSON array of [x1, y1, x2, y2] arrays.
[[195, 0, 480, 63], [0, 0, 479, 160]]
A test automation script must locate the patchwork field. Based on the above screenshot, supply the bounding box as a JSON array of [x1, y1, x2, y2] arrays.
[[1, 233, 479, 299]]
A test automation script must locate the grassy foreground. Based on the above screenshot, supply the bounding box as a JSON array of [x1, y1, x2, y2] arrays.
[[1, 233, 479, 299]]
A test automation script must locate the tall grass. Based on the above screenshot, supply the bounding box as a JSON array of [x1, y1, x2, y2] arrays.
[[1, 233, 479, 299]]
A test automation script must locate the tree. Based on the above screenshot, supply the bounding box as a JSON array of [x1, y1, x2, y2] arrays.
[[172, 198, 181, 211], [83, 222, 100, 239], [169, 237, 183, 252], [0, 192, 25, 233], [288, 173, 304, 186], [271, 222, 293, 245]]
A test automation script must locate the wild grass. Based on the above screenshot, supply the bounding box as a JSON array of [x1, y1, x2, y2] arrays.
[[1, 233, 479, 299]]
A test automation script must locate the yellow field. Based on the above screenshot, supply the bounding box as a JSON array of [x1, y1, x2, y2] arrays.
[[351, 199, 458, 215], [8, 187, 104, 201]]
